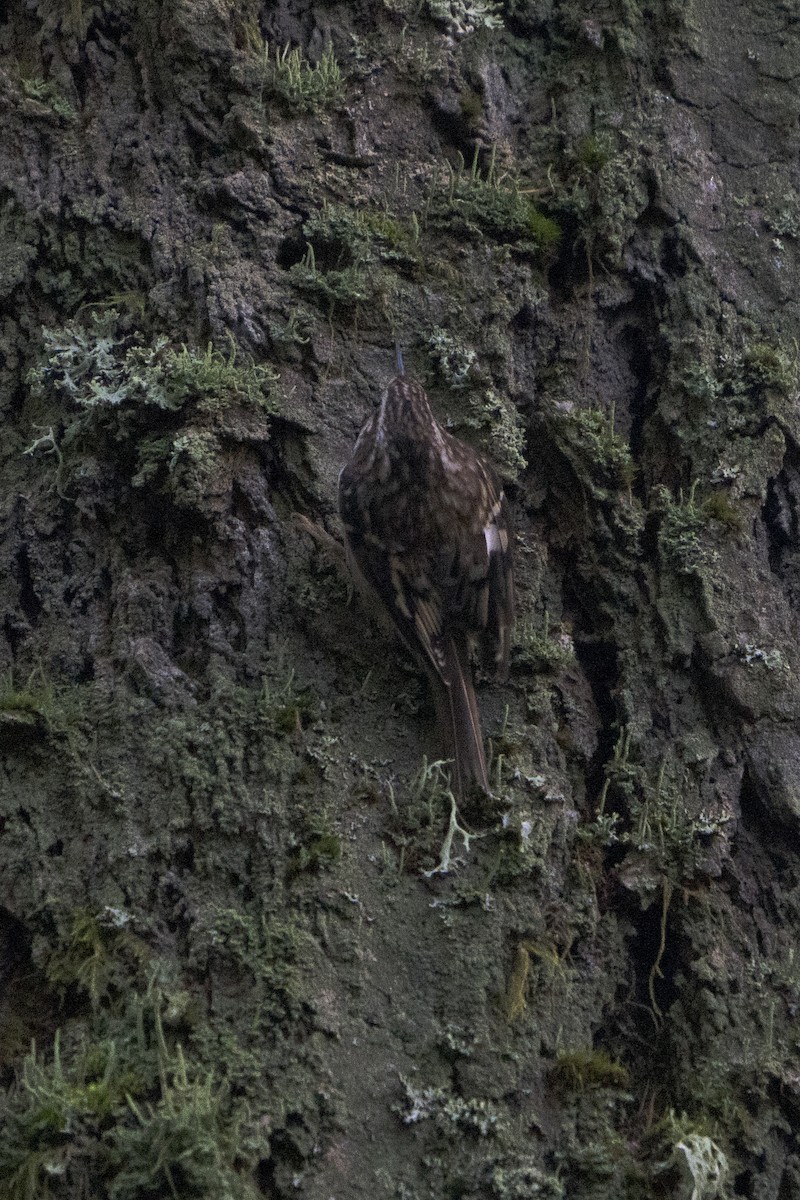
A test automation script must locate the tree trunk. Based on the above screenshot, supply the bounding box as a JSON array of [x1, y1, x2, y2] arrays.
[[1, 0, 800, 1196]]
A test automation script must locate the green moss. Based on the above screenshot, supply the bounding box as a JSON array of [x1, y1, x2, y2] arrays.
[[675, 334, 798, 423], [259, 41, 344, 113], [548, 1049, 630, 1094], [162, 429, 219, 505], [0, 671, 91, 742], [361, 209, 421, 268], [514, 618, 576, 675], [658, 327, 800, 518], [459, 88, 484, 130], [549, 404, 637, 496], [268, 307, 312, 357], [700, 490, 742, 530], [384, 22, 447, 85], [288, 203, 420, 312], [259, 670, 319, 735], [645, 1107, 717, 1147], [0, 993, 265, 1200], [575, 134, 613, 174], [108, 1045, 260, 1200], [0, 685, 53, 720], [287, 831, 341, 878], [681, 357, 721, 404], [504, 942, 533, 1021], [432, 147, 560, 252], [741, 341, 797, 392], [188, 907, 316, 1034], [655, 484, 720, 579], [144, 691, 265, 833], [289, 243, 376, 310], [0, 1031, 132, 1198], [543, 1041, 642, 1196], [167, 343, 278, 411], [489, 804, 555, 892], [44, 909, 150, 1011], [591, 730, 730, 904], [554, 130, 648, 266], [20, 77, 76, 120]]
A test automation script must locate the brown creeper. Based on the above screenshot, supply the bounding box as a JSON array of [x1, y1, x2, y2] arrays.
[[338, 360, 514, 800]]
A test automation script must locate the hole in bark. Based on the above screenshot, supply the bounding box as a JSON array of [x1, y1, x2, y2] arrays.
[[173, 606, 211, 676], [16, 545, 42, 625], [569, 635, 620, 812], [623, 318, 654, 470], [429, 105, 479, 164], [511, 300, 537, 331], [630, 887, 681, 1019], [0, 909, 61, 1080], [0, 908, 31, 980], [546, 215, 590, 294], [257, 1124, 308, 1194], [278, 225, 355, 273], [762, 450, 800, 611], [172, 835, 195, 874], [277, 227, 307, 268]]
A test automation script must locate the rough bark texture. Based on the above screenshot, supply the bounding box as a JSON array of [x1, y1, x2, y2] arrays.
[[2, 1, 800, 1197]]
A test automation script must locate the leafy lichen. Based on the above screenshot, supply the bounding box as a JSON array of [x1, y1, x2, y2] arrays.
[[25, 312, 278, 509], [397, 1077, 504, 1137], [427, 0, 504, 35]]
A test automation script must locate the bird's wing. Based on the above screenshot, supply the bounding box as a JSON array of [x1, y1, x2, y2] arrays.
[[482, 481, 514, 678], [435, 454, 514, 679], [339, 456, 436, 663]]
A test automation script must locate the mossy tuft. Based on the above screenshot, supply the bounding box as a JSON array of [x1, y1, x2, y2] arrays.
[[0, 990, 266, 1200], [25, 312, 278, 509], [431, 147, 560, 252], [260, 41, 344, 113], [548, 1049, 630, 1094]]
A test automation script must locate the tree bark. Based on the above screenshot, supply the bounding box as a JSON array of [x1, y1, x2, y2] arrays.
[[1, 0, 800, 1196]]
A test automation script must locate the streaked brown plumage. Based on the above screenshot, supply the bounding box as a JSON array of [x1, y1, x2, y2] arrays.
[[338, 365, 514, 800]]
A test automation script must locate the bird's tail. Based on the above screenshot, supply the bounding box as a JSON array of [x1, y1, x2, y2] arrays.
[[431, 637, 489, 800]]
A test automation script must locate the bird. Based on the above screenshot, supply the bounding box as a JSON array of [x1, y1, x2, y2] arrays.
[[338, 351, 514, 801]]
